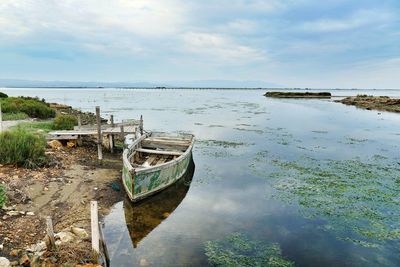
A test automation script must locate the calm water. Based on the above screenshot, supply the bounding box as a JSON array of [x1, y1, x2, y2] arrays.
[[3, 88, 400, 266]]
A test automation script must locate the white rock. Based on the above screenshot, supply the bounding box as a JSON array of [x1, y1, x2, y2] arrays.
[[55, 231, 75, 243], [0, 257, 10, 267], [6, 211, 19, 216], [26, 241, 46, 253], [26, 212, 35, 216], [71, 227, 88, 239]]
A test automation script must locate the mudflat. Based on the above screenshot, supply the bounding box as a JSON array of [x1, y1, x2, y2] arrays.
[[337, 95, 400, 112]]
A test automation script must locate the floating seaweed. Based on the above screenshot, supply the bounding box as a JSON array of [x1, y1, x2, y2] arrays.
[[205, 233, 294, 267]]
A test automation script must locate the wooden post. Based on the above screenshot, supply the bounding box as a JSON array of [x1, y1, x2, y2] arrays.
[[78, 114, 82, 129], [140, 115, 143, 135], [98, 222, 110, 267], [120, 125, 125, 144], [96, 106, 103, 161], [109, 115, 114, 153], [91, 201, 100, 264], [46, 216, 56, 251], [0, 101, 3, 132]]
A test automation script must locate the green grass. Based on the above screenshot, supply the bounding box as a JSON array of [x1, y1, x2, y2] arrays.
[[0, 128, 47, 168], [53, 114, 77, 130], [12, 121, 55, 133], [1, 96, 55, 119], [0, 185, 6, 208], [2, 112, 29, 121]]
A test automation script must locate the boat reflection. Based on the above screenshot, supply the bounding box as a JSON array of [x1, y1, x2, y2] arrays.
[[123, 159, 195, 248]]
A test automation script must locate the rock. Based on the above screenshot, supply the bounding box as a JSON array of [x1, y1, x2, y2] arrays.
[[139, 258, 149, 267], [55, 231, 75, 243], [47, 140, 63, 149], [6, 211, 19, 216], [66, 140, 76, 148], [26, 212, 35, 216], [9, 249, 19, 257], [26, 241, 46, 253], [0, 257, 10, 267], [19, 255, 30, 267], [9, 261, 18, 267], [71, 227, 88, 239], [0, 244, 3, 251]]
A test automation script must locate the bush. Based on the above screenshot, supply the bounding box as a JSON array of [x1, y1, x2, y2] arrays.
[[0, 92, 8, 98], [0, 185, 6, 208], [53, 114, 78, 130], [1, 97, 55, 119], [0, 128, 47, 168]]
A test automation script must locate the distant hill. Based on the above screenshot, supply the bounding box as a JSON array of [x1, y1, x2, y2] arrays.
[[0, 79, 282, 88]]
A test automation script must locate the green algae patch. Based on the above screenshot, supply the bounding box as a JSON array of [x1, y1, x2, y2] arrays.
[[250, 153, 400, 248], [205, 233, 294, 267]]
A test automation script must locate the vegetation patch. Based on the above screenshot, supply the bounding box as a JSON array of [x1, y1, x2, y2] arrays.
[[265, 91, 331, 98], [0, 92, 8, 98], [53, 114, 78, 130], [1, 96, 55, 119], [338, 95, 400, 113], [2, 112, 29, 121], [0, 185, 6, 208], [205, 233, 294, 267], [197, 139, 252, 148], [13, 121, 55, 134], [0, 128, 47, 168], [250, 152, 400, 247]]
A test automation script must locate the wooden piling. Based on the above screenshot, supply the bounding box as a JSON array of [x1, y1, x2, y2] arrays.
[[110, 115, 114, 153], [46, 216, 56, 251], [120, 125, 125, 144], [91, 201, 100, 264], [140, 115, 143, 135], [95, 106, 103, 161]]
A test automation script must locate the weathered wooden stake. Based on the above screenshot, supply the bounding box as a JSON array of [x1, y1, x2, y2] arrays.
[[95, 106, 103, 161], [140, 115, 143, 135], [78, 114, 82, 129], [120, 125, 125, 145], [98, 222, 110, 267], [109, 115, 114, 153], [46, 216, 56, 251], [91, 201, 100, 264]]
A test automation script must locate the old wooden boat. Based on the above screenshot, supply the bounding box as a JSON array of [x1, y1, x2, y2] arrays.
[[122, 132, 194, 202], [124, 160, 194, 247]]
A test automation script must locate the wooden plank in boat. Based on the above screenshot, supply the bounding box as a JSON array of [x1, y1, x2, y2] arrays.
[[142, 155, 158, 166], [136, 148, 184, 156]]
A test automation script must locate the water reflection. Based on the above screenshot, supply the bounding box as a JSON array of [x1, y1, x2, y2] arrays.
[[124, 159, 195, 248]]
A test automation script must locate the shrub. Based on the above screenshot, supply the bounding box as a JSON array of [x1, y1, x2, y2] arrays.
[[0, 92, 8, 98], [53, 115, 78, 130], [0, 128, 47, 168], [0, 185, 6, 208], [1, 97, 55, 119]]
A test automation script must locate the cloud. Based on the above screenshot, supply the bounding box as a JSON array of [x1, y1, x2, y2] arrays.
[[181, 32, 266, 64], [298, 9, 395, 33]]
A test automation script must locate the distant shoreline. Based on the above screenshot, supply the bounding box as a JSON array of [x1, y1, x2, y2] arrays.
[[2, 87, 400, 90]]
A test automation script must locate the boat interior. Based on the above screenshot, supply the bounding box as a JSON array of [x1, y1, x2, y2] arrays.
[[130, 134, 192, 168]]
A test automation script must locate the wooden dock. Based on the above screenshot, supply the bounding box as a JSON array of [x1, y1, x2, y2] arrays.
[[47, 106, 143, 161]]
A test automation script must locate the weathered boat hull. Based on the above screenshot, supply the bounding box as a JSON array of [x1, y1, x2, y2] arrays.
[[122, 133, 194, 202]]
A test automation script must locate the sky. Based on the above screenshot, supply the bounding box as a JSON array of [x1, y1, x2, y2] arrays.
[[0, 0, 399, 88]]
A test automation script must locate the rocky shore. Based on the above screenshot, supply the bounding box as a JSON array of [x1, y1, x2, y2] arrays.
[[337, 95, 400, 113], [0, 146, 124, 266]]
